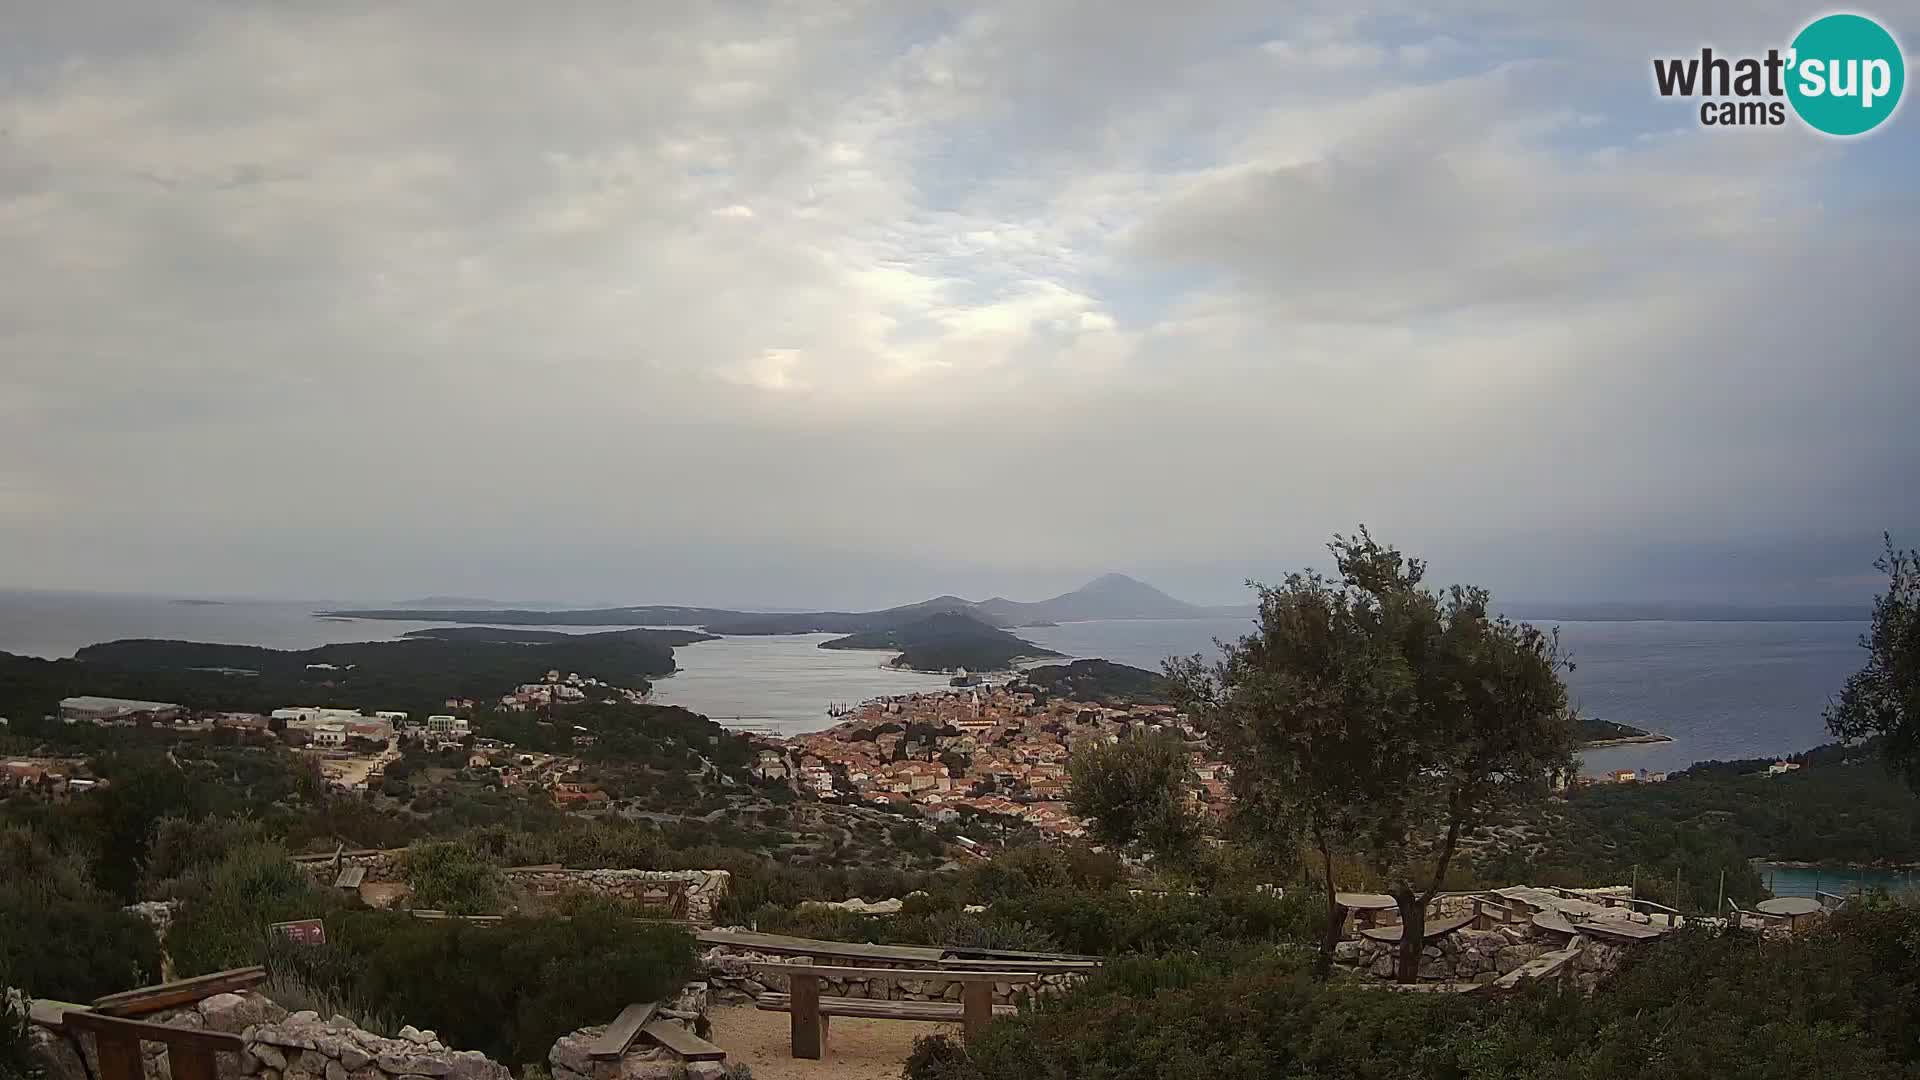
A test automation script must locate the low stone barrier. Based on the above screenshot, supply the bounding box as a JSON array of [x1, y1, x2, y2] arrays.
[[30, 991, 510, 1080], [293, 850, 731, 925], [699, 942, 1086, 1007], [1335, 928, 1541, 983], [502, 868, 731, 925]]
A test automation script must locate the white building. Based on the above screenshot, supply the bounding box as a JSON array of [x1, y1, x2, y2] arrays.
[[311, 723, 348, 749]]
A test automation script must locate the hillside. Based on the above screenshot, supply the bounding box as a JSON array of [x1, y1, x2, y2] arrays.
[[818, 612, 1062, 672], [1017, 658, 1175, 704]]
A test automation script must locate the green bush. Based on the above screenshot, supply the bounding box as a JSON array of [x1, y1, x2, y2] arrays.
[[987, 887, 1321, 956], [141, 815, 271, 900], [404, 842, 507, 914], [0, 888, 160, 1002], [0, 825, 161, 1000], [282, 910, 694, 1066], [169, 843, 335, 977], [907, 909, 1920, 1080]]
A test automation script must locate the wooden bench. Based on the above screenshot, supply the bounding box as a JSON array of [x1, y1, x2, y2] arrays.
[[751, 964, 1038, 1060], [586, 1002, 728, 1067]]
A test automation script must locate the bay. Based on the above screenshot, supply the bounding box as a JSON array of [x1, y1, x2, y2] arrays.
[[0, 592, 1869, 774]]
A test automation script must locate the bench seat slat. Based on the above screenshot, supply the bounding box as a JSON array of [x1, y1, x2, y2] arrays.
[[639, 1020, 726, 1062]]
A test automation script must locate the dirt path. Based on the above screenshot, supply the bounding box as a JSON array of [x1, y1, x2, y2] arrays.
[[705, 1004, 951, 1080]]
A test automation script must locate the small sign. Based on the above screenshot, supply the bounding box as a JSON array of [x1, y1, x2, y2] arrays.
[[270, 919, 327, 946]]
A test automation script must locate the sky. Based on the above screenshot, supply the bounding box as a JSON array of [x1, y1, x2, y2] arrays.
[[1, 0, 1916, 611]]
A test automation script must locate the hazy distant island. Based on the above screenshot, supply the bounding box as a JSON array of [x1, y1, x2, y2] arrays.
[[323, 572, 1253, 634], [401, 626, 718, 647], [819, 611, 1063, 672]]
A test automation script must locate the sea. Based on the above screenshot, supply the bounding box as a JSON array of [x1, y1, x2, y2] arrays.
[[0, 590, 1868, 775]]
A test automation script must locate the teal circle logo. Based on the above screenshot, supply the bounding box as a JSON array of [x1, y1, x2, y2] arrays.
[[1787, 13, 1905, 135]]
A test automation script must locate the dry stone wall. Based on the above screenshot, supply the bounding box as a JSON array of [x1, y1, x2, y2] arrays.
[[28, 992, 511, 1080], [1334, 928, 1541, 984], [502, 868, 731, 925], [700, 940, 1085, 1007], [292, 851, 731, 925]]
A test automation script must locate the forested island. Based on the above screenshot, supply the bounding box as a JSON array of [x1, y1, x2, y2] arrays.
[[1575, 716, 1672, 746], [819, 612, 1062, 672], [1015, 659, 1174, 705], [0, 629, 682, 720]]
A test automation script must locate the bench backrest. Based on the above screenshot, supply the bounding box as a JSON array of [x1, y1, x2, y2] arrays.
[[752, 963, 1041, 983]]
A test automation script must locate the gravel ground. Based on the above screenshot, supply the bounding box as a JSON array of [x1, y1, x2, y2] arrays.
[[705, 1004, 954, 1080]]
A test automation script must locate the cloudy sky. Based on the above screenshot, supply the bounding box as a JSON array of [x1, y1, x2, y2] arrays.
[[2, 1, 1916, 610]]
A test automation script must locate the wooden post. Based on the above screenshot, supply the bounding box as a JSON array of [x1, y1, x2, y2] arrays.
[[960, 981, 993, 1039], [91, 1026, 145, 1080], [168, 1045, 218, 1080], [789, 972, 823, 1060], [1717, 870, 1726, 916]]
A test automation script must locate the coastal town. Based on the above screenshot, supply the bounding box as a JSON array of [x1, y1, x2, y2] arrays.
[[774, 681, 1229, 838]]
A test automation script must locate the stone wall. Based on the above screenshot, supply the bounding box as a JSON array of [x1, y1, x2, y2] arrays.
[[502, 868, 731, 925], [699, 941, 1085, 1007], [547, 983, 728, 1080], [292, 851, 731, 925], [1334, 928, 1542, 984], [29, 992, 511, 1080], [293, 850, 407, 885]]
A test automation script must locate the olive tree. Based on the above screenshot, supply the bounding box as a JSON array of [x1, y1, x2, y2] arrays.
[[1827, 535, 1920, 788], [1067, 732, 1205, 869], [1169, 529, 1576, 981]]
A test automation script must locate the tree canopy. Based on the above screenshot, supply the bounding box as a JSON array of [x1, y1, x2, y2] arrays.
[[1169, 528, 1576, 980], [1827, 534, 1920, 788], [1067, 732, 1205, 867]]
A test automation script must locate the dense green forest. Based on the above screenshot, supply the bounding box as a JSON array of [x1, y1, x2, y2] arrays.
[[1016, 659, 1174, 705], [819, 612, 1061, 671], [1475, 741, 1920, 908]]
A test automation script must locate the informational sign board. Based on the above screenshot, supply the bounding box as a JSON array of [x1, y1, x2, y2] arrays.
[[270, 918, 327, 946]]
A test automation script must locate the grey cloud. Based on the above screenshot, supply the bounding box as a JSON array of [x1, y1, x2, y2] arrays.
[[0, 0, 1913, 609]]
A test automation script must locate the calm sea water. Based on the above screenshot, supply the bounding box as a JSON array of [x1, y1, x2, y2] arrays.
[[1017, 616, 1868, 776], [0, 592, 1867, 772]]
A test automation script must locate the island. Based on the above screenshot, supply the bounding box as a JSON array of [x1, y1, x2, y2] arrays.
[[1014, 658, 1174, 705], [401, 626, 718, 647], [1577, 717, 1673, 747], [0, 629, 682, 721], [818, 612, 1062, 672]]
